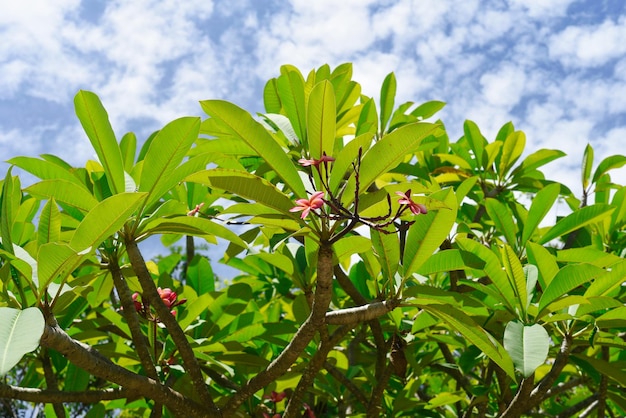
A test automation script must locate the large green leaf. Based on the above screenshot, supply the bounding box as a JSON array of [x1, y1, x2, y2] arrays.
[[538, 263, 604, 313], [498, 131, 525, 178], [403, 188, 457, 278], [371, 227, 400, 281], [463, 120, 487, 169], [276, 66, 307, 144], [307, 80, 336, 160], [422, 304, 516, 379], [139, 117, 201, 208], [8, 156, 85, 186], [0, 307, 45, 376], [185, 169, 297, 216], [140, 216, 247, 248], [485, 199, 517, 249], [379, 72, 396, 133], [510, 149, 566, 178], [538, 204, 615, 245], [74, 90, 125, 195], [199, 100, 306, 197], [69, 192, 147, 252], [328, 133, 373, 195], [592, 154, 626, 184], [1, 169, 17, 255], [503, 321, 550, 378], [500, 245, 527, 319], [37, 198, 61, 246], [342, 122, 439, 205], [526, 242, 559, 289], [522, 183, 560, 244], [26, 179, 99, 212], [584, 259, 626, 297]]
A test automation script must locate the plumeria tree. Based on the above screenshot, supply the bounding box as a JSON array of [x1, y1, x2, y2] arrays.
[[1, 63, 625, 417]]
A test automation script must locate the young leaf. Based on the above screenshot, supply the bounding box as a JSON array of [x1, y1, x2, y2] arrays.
[[371, 227, 400, 281], [307, 80, 336, 160], [522, 183, 560, 244], [526, 242, 559, 289], [463, 120, 487, 169], [37, 198, 61, 246], [276, 68, 307, 144], [139, 117, 201, 209], [263, 78, 282, 114], [380, 72, 396, 134], [119, 132, 137, 172], [498, 131, 525, 179], [485, 199, 518, 250], [592, 154, 626, 184], [503, 321, 550, 378], [581, 143, 594, 190], [74, 90, 125, 195], [500, 245, 527, 319], [0, 307, 45, 376], [69, 192, 147, 252], [410, 100, 446, 120]]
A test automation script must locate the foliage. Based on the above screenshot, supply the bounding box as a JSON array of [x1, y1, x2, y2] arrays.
[[1, 63, 626, 418]]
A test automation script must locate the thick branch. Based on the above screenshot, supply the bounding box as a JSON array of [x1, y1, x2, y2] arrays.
[[0, 383, 132, 403], [528, 334, 573, 406], [283, 325, 352, 418], [556, 394, 598, 418], [124, 237, 217, 413], [500, 375, 535, 418], [39, 317, 211, 418], [325, 300, 399, 324], [223, 241, 335, 415], [110, 259, 158, 379]]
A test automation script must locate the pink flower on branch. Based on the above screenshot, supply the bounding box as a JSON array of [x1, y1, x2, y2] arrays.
[[298, 155, 335, 167], [396, 190, 428, 215], [290, 191, 325, 219]]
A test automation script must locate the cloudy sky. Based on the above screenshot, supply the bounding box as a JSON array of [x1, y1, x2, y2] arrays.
[[1, 0, 626, 269]]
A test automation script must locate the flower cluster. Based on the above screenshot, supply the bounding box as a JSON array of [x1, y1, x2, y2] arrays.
[[395, 190, 428, 215], [132, 287, 186, 321]]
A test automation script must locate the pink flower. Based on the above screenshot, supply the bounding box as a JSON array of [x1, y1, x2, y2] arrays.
[[396, 190, 427, 215], [264, 390, 287, 403], [187, 203, 204, 216], [298, 155, 335, 167], [131, 292, 144, 313], [290, 191, 325, 219], [157, 287, 186, 310]]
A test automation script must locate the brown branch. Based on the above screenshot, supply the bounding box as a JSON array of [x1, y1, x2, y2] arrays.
[[528, 334, 573, 407], [366, 361, 394, 416], [223, 241, 335, 415], [0, 383, 133, 403], [556, 394, 598, 418], [39, 314, 212, 417], [325, 300, 399, 324], [110, 258, 158, 379], [124, 236, 217, 414], [41, 347, 66, 417], [597, 346, 609, 418], [334, 266, 387, 378], [283, 325, 352, 418], [500, 375, 535, 418]]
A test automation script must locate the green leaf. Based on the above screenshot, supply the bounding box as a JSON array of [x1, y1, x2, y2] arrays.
[[119, 132, 137, 172], [500, 245, 527, 318], [8, 156, 85, 186], [422, 304, 516, 379], [307, 80, 336, 160], [592, 154, 626, 184], [199, 100, 306, 197], [403, 188, 457, 277], [187, 256, 215, 295], [0, 307, 45, 376], [485, 199, 517, 249], [37, 198, 61, 246], [498, 131, 526, 179], [538, 263, 604, 313], [342, 123, 438, 205], [69, 192, 147, 252], [584, 259, 626, 297], [26, 179, 99, 212], [526, 242, 558, 289], [74, 90, 125, 194], [140, 216, 247, 248], [410, 100, 446, 120], [503, 321, 550, 377], [511, 149, 566, 179], [1, 169, 17, 255], [138, 117, 201, 208], [574, 355, 626, 386], [380, 72, 396, 133], [37, 243, 83, 291], [417, 249, 485, 275], [455, 238, 515, 311], [581, 143, 594, 190], [522, 183, 560, 244], [463, 120, 487, 169], [263, 78, 282, 114], [185, 169, 297, 215], [371, 227, 400, 281], [277, 66, 307, 144], [333, 236, 372, 262], [328, 133, 373, 195], [538, 204, 615, 245]]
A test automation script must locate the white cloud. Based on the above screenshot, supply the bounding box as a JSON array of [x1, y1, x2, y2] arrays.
[[549, 17, 626, 68]]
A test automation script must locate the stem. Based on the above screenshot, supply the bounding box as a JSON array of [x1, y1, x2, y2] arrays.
[[223, 241, 335, 415], [0, 383, 133, 403], [39, 317, 212, 418], [41, 348, 66, 418], [124, 236, 218, 415], [325, 300, 400, 324]]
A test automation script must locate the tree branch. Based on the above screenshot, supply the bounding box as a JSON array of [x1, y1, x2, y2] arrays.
[[223, 241, 335, 415], [124, 236, 217, 414], [500, 375, 535, 418], [0, 383, 132, 403], [325, 300, 399, 324], [528, 334, 573, 406], [41, 347, 66, 417], [39, 316, 212, 418]]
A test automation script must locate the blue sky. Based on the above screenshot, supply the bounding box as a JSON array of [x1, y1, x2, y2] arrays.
[[1, 0, 626, 271]]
